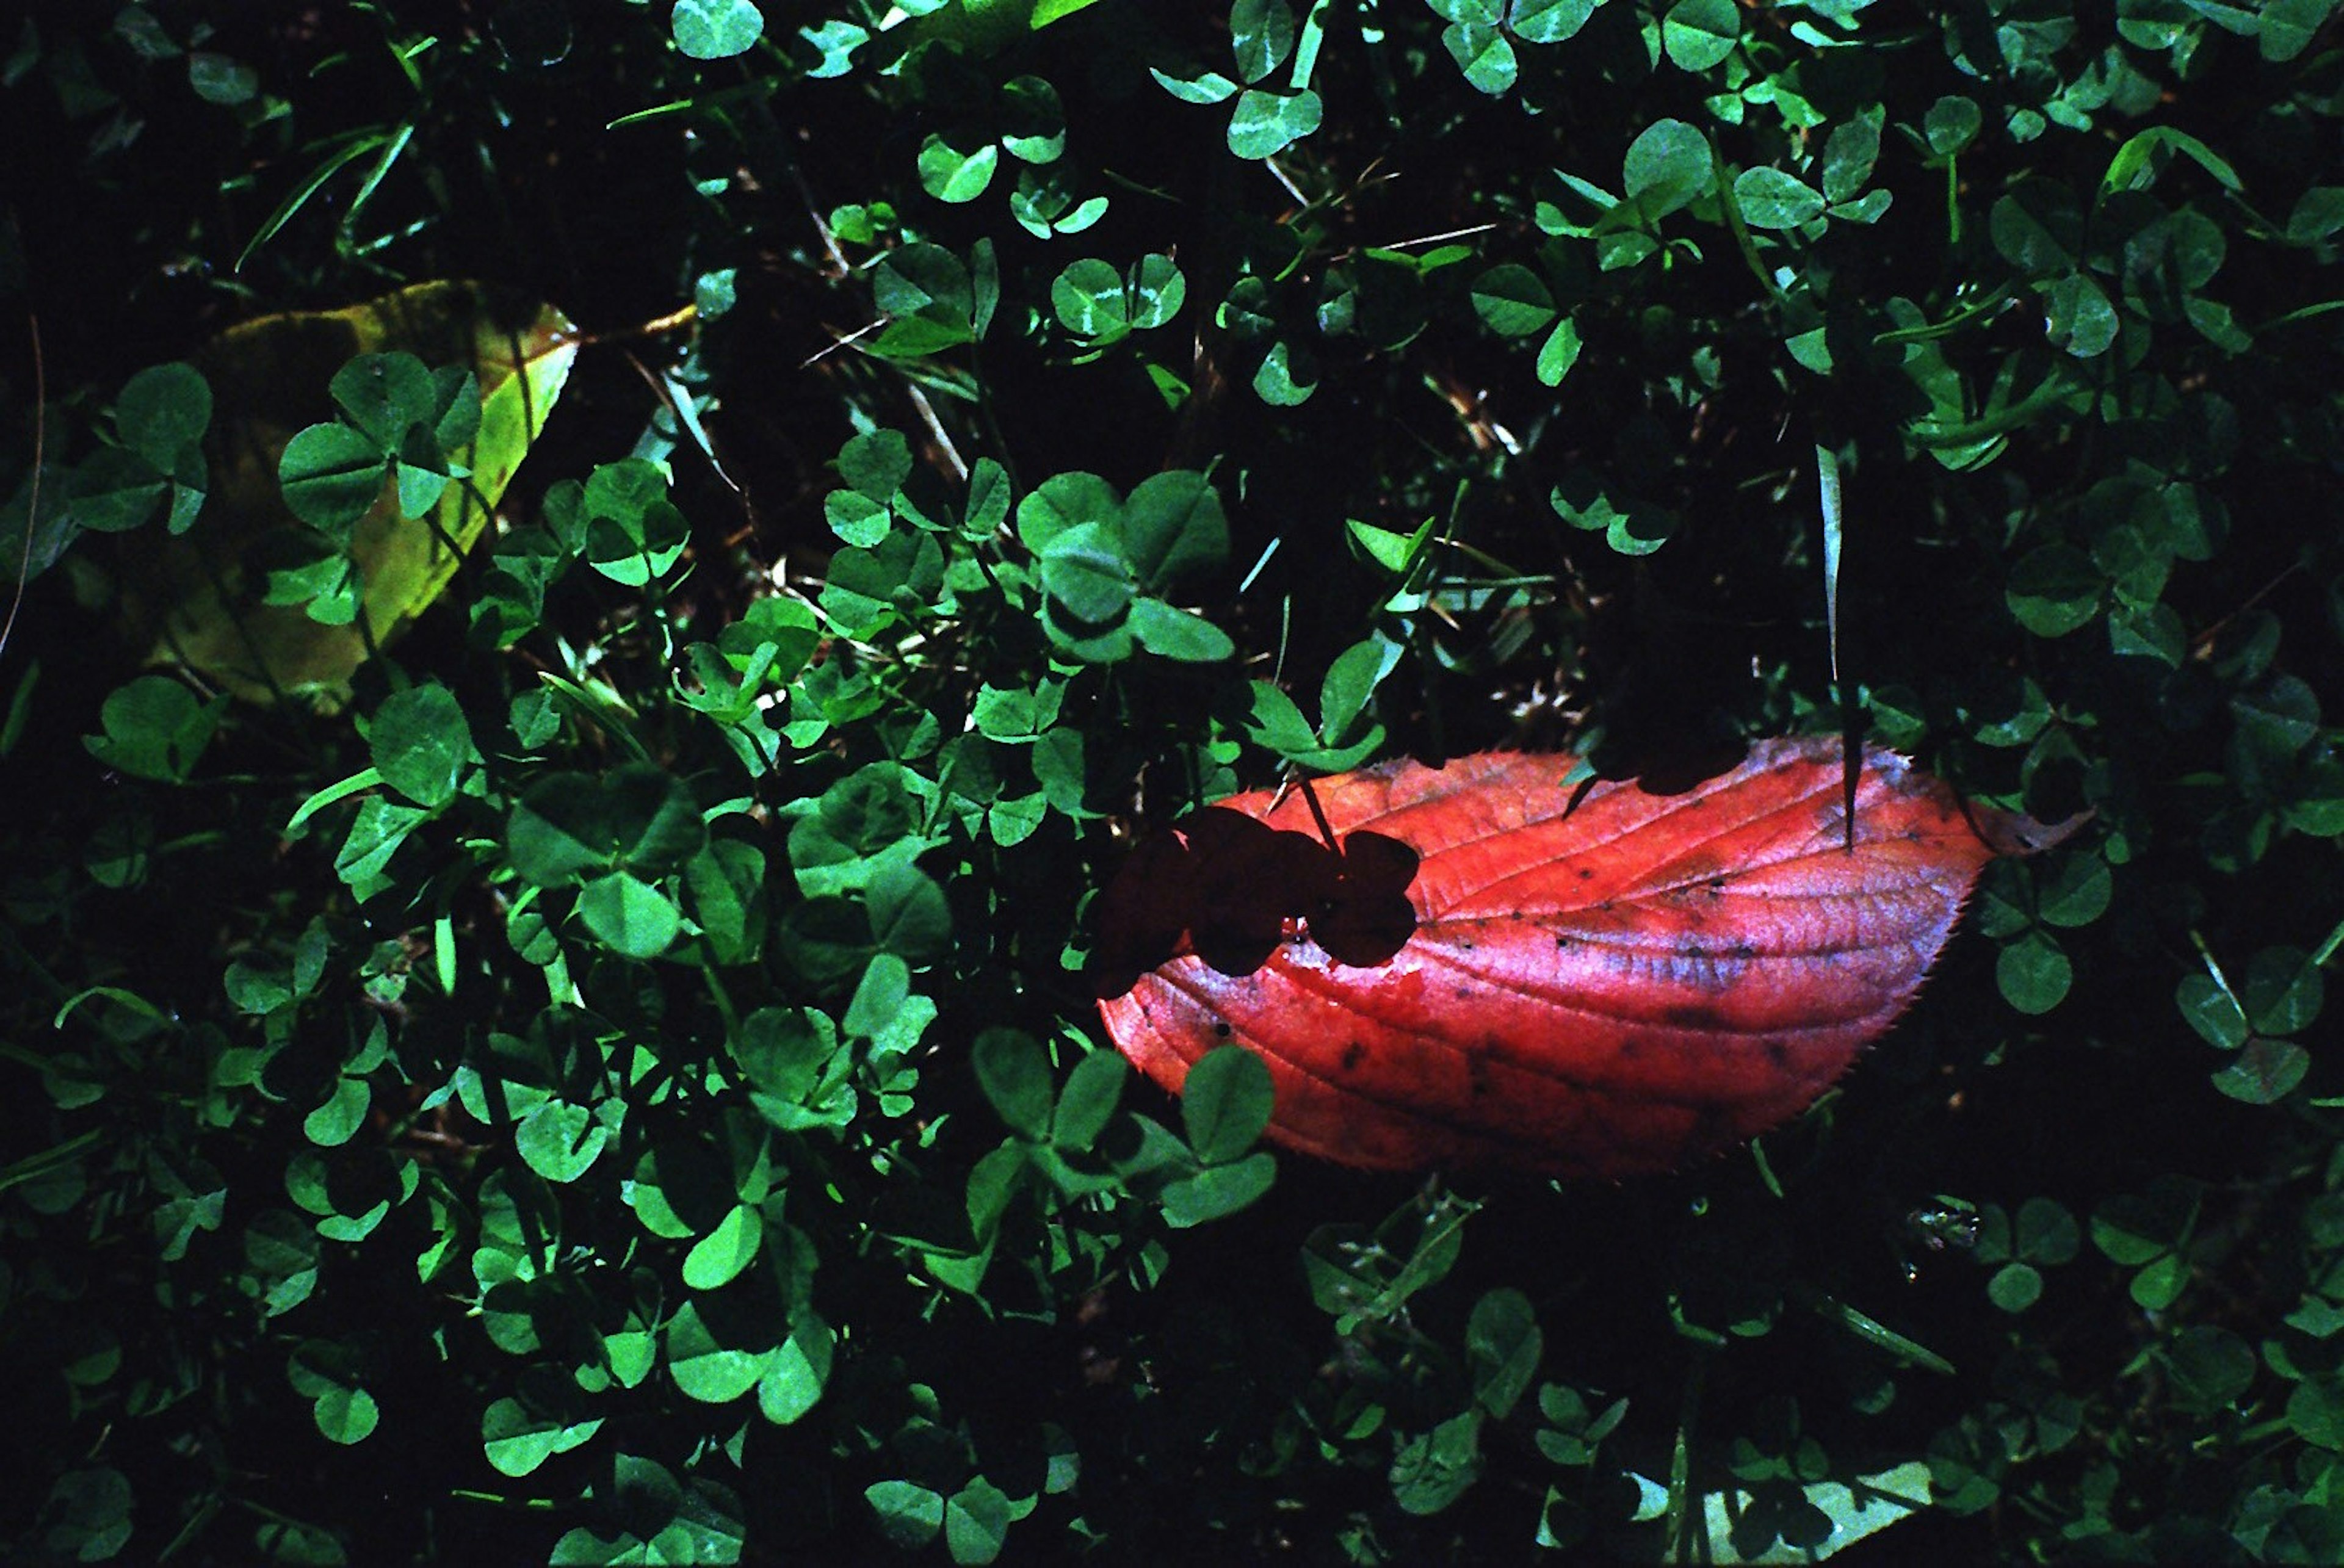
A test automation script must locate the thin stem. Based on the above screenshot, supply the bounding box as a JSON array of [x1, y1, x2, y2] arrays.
[[1, 314, 45, 667]]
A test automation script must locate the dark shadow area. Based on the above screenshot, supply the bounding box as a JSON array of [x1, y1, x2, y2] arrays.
[[1578, 731, 1756, 798], [1089, 808, 1419, 998]]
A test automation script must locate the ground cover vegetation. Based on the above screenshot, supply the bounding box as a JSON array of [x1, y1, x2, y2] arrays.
[[2, 0, 2342, 1561]]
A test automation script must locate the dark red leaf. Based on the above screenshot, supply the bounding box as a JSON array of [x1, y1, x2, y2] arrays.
[[1094, 739, 2080, 1177]]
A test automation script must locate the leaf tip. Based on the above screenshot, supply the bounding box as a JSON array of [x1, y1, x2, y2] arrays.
[[1977, 804, 2093, 859]]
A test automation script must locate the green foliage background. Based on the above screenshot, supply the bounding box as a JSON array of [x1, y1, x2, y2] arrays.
[[3, 0, 2342, 1561]]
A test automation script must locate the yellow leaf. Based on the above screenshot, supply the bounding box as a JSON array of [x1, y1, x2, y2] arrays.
[[128, 280, 577, 703]]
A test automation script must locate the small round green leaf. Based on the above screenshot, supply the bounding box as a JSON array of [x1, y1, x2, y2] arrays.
[[2006, 546, 2103, 637], [1181, 1044, 1275, 1163], [371, 682, 474, 808], [1129, 599, 1236, 662], [1535, 317, 1583, 385], [1511, 0, 1598, 44], [2211, 1037, 2311, 1105], [278, 422, 386, 538], [872, 242, 973, 319], [1467, 1288, 1543, 1418], [2033, 851, 2111, 928], [1734, 167, 1828, 229], [2016, 1197, 2080, 1265], [1228, 88, 1323, 160], [1160, 1151, 1277, 1227], [999, 75, 1066, 164], [1039, 522, 1135, 622], [64, 449, 169, 535], [836, 428, 913, 500], [683, 1202, 765, 1291], [665, 1301, 765, 1404], [313, 1384, 379, 1445], [1230, 0, 1298, 84], [673, 0, 763, 59], [1253, 338, 1318, 405], [757, 1315, 834, 1426], [326, 352, 434, 454], [1661, 0, 1738, 70], [2289, 1379, 2344, 1450], [844, 952, 912, 1040], [2130, 1252, 2187, 1311], [1988, 1262, 2043, 1313], [2175, 972, 2250, 1050], [2090, 1191, 2185, 1266], [1151, 63, 1240, 104], [1819, 109, 1883, 203], [302, 1075, 371, 1148], [1051, 1050, 1128, 1152], [1470, 264, 1557, 337], [516, 1097, 610, 1183], [1051, 258, 1127, 337], [584, 496, 689, 586], [116, 362, 212, 472], [826, 488, 892, 548], [85, 675, 221, 783], [1997, 930, 2072, 1014], [1623, 118, 1713, 219], [1127, 254, 1186, 330], [944, 1477, 1013, 1566], [1016, 470, 1120, 552], [577, 870, 682, 960], [867, 1482, 946, 1550], [1444, 21, 1517, 94], [42, 1470, 132, 1561], [974, 1028, 1055, 1140], [1925, 96, 1982, 157], [919, 131, 1000, 204], [1123, 469, 1229, 588], [2046, 273, 2120, 358], [2163, 1326, 2256, 1417], [2245, 946, 2323, 1035], [866, 861, 952, 963], [483, 1397, 563, 1478], [508, 764, 707, 887], [289, 1340, 377, 1444]]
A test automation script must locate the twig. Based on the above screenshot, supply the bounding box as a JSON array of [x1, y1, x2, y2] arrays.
[[1371, 222, 1497, 250], [905, 382, 968, 482], [0, 314, 44, 667], [801, 317, 888, 367]]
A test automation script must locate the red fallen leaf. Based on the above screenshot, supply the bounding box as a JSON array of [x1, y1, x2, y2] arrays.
[[1093, 738, 2080, 1177]]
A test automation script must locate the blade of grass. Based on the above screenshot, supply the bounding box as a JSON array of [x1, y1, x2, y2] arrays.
[[237, 130, 393, 272]]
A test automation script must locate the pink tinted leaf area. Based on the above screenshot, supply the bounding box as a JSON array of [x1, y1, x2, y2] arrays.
[[1094, 738, 2078, 1177]]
